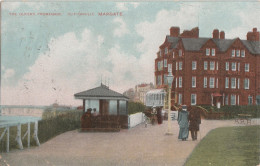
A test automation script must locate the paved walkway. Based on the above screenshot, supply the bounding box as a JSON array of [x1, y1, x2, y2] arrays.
[[1, 119, 259, 166]]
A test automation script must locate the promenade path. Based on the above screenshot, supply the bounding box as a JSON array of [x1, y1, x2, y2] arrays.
[[1, 119, 259, 166]]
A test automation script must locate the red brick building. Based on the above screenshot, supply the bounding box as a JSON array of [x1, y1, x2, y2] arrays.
[[155, 27, 260, 106]]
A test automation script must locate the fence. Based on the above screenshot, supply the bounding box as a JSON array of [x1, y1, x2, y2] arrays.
[[128, 112, 145, 128]]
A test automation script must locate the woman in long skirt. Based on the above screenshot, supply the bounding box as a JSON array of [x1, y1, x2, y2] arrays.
[[177, 105, 189, 141]]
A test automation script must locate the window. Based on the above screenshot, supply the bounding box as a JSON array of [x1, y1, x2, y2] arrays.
[[164, 59, 167, 67], [210, 61, 215, 70], [204, 77, 207, 88], [191, 94, 197, 105], [231, 49, 235, 57], [231, 95, 236, 105], [192, 76, 196, 88], [238, 63, 240, 71], [206, 48, 210, 56], [157, 61, 161, 71], [226, 62, 229, 71], [225, 77, 229, 88], [216, 62, 218, 70], [179, 61, 183, 70], [237, 95, 239, 105], [179, 49, 182, 57], [204, 61, 208, 70], [157, 75, 162, 85], [164, 74, 167, 85], [238, 78, 240, 89], [176, 77, 178, 88], [245, 63, 249, 72], [165, 48, 168, 54], [212, 48, 215, 56], [176, 62, 178, 70], [168, 64, 172, 72], [231, 78, 236, 89], [225, 95, 229, 105], [231, 62, 236, 71], [241, 50, 245, 57], [244, 78, 249, 89], [210, 77, 215, 88], [248, 96, 253, 105], [172, 52, 175, 58], [179, 77, 182, 88], [192, 61, 197, 70], [178, 93, 182, 105], [236, 49, 240, 57], [216, 78, 218, 88]]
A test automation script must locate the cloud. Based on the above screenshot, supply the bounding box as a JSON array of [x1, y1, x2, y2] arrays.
[[113, 17, 130, 37], [2, 2, 44, 11], [3, 68, 15, 79], [135, 5, 199, 82], [1, 29, 141, 106], [115, 2, 140, 11]]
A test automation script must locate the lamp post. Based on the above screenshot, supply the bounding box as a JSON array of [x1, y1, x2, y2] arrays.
[[166, 70, 174, 135]]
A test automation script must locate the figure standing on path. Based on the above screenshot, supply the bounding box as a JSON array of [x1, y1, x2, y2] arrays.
[[177, 105, 189, 141], [188, 107, 201, 141]]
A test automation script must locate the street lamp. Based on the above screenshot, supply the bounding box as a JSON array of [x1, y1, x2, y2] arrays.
[[166, 70, 174, 135]]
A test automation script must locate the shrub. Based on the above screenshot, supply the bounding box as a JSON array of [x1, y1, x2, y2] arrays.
[[128, 102, 145, 115]]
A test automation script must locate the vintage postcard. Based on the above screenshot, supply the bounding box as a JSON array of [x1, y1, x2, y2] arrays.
[[0, 1, 259, 166]]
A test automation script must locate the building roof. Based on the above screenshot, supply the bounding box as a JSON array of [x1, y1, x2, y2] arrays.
[[74, 84, 129, 101], [165, 36, 260, 54]]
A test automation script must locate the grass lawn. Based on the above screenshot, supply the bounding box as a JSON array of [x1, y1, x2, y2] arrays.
[[185, 125, 260, 166]]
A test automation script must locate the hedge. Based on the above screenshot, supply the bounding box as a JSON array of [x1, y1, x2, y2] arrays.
[[128, 102, 146, 115]]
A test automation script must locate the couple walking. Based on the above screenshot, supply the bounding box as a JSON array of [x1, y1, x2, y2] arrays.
[[177, 105, 201, 141]]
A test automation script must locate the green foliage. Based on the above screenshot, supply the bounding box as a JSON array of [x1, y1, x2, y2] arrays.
[[128, 102, 145, 115], [199, 105, 260, 119], [0, 110, 82, 152], [185, 125, 260, 166]]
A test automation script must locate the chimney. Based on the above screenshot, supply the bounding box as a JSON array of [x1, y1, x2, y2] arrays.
[[179, 27, 199, 38], [220, 31, 225, 39], [170, 27, 180, 37], [212, 29, 219, 39], [247, 28, 260, 41]]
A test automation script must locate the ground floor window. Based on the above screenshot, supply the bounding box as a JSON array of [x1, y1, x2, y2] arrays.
[[191, 94, 197, 105], [178, 93, 182, 105], [248, 95, 253, 105], [225, 95, 229, 105], [231, 95, 236, 105]]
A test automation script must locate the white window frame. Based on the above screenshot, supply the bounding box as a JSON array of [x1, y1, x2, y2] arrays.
[[216, 78, 218, 88], [225, 77, 229, 88], [179, 61, 183, 70], [238, 63, 240, 71], [237, 95, 239, 105], [192, 76, 196, 88], [172, 52, 175, 58], [191, 94, 197, 105], [164, 59, 167, 67], [179, 77, 182, 88], [176, 77, 178, 88], [226, 62, 229, 71], [245, 63, 249, 72], [216, 62, 218, 70], [176, 62, 178, 70], [179, 49, 182, 57], [231, 49, 235, 57], [241, 50, 245, 57], [231, 94, 236, 105], [204, 77, 207, 88], [236, 49, 240, 57], [238, 78, 240, 89], [178, 93, 182, 105], [244, 78, 249, 89], [192, 61, 197, 70], [210, 61, 215, 70], [206, 48, 210, 56], [204, 61, 208, 70], [212, 48, 215, 56], [209, 77, 215, 88], [231, 78, 236, 89], [231, 62, 236, 71]]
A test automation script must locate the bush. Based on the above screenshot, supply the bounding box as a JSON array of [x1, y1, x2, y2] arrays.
[[128, 102, 145, 115]]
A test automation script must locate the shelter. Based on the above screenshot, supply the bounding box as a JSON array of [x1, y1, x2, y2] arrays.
[[74, 84, 129, 130], [145, 89, 166, 107]]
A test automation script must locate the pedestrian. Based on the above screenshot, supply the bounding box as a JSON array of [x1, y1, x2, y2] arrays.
[[188, 106, 201, 141], [177, 105, 189, 141], [157, 107, 162, 124]]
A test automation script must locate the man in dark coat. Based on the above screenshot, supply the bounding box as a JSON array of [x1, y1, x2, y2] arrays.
[[188, 107, 201, 141]]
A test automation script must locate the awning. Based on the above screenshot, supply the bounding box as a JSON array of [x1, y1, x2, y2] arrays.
[[212, 93, 222, 97]]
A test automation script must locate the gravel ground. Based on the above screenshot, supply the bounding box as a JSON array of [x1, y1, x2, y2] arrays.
[[1, 119, 259, 166]]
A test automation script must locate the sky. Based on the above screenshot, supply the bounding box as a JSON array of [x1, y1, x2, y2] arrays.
[[1, 1, 260, 106]]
